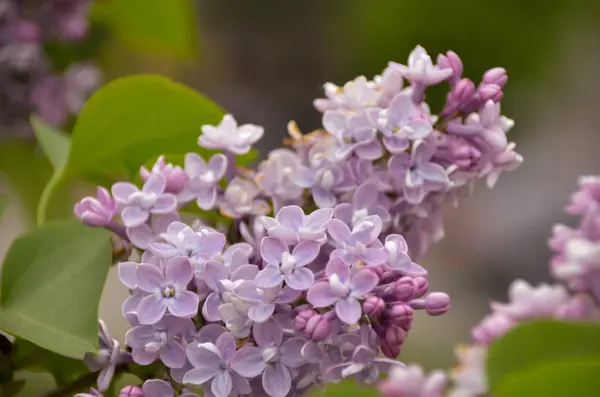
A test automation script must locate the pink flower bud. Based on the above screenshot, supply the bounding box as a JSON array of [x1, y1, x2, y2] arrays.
[[437, 51, 463, 84], [478, 83, 503, 103], [385, 324, 407, 346], [412, 277, 429, 298], [363, 296, 385, 317], [120, 385, 144, 397], [140, 155, 188, 194], [385, 303, 414, 327], [294, 309, 316, 332], [450, 78, 475, 104], [393, 277, 416, 301], [12, 20, 40, 43], [74, 187, 118, 227], [555, 295, 596, 320], [483, 67, 508, 88], [380, 339, 402, 359], [305, 313, 332, 342], [425, 292, 451, 316]]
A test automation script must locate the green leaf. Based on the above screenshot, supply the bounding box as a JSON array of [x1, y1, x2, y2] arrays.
[[0, 220, 112, 358], [30, 116, 70, 171], [0, 195, 7, 220], [487, 319, 600, 397], [0, 141, 52, 225], [310, 380, 380, 397], [92, 0, 198, 59], [13, 339, 88, 385]]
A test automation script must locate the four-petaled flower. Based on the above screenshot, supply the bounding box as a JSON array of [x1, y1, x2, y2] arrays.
[[333, 182, 390, 228], [377, 93, 432, 153], [389, 45, 453, 85], [261, 205, 333, 245], [327, 215, 388, 267], [178, 153, 227, 210], [198, 114, 264, 155]]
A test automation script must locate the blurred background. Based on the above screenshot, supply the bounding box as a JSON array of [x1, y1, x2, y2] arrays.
[[2, 0, 600, 392]]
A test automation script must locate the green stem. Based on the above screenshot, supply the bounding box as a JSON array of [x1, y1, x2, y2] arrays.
[[42, 366, 126, 397]]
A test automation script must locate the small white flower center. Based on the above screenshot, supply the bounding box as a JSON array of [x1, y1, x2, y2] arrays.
[[161, 285, 176, 298], [200, 171, 216, 184], [281, 252, 297, 273], [352, 209, 369, 225], [385, 241, 398, 264], [320, 170, 335, 190], [329, 274, 350, 297], [262, 347, 279, 363]]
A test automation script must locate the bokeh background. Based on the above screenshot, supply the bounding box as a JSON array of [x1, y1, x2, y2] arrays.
[[2, 0, 600, 394]]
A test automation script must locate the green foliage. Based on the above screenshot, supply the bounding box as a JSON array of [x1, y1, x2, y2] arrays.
[[92, 0, 199, 59], [487, 319, 600, 397], [0, 220, 112, 358], [30, 116, 70, 171], [310, 380, 380, 397], [0, 195, 7, 220]]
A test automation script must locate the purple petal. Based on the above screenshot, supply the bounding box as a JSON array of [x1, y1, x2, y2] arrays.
[[280, 337, 306, 368], [216, 332, 237, 362], [166, 256, 194, 286], [413, 140, 435, 164], [276, 206, 304, 231], [312, 186, 336, 208], [353, 345, 377, 365], [196, 187, 218, 211], [122, 292, 144, 323], [388, 152, 411, 174], [260, 237, 287, 266], [183, 367, 218, 385], [231, 345, 265, 377], [285, 268, 314, 291], [185, 153, 208, 175], [291, 167, 317, 188], [275, 286, 302, 304], [231, 372, 252, 394], [262, 362, 292, 397], [404, 183, 426, 204], [155, 213, 180, 233], [382, 136, 410, 154], [186, 344, 222, 370], [335, 297, 362, 324], [142, 379, 173, 397], [304, 208, 333, 229], [202, 292, 222, 322], [233, 281, 262, 303], [306, 282, 337, 308], [211, 371, 232, 397], [127, 225, 154, 250], [327, 219, 351, 245], [418, 163, 449, 184], [149, 242, 181, 258], [323, 110, 347, 137], [143, 173, 166, 195], [97, 365, 115, 392], [350, 269, 379, 296], [137, 294, 167, 325], [388, 93, 412, 126], [353, 182, 379, 210], [325, 257, 351, 280], [255, 266, 284, 288], [203, 261, 229, 291], [208, 154, 228, 179], [333, 203, 353, 226], [197, 324, 227, 343], [132, 349, 157, 365], [253, 318, 283, 348], [249, 303, 276, 323], [122, 206, 149, 228], [111, 182, 138, 203], [292, 241, 320, 266], [152, 194, 177, 214], [166, 291, 199, 318], [406, 119, 432, 140], [136, 264, 164, 293], [160, 340, 187, 368], [355, 140, 383, 160], [231, 264, 259, 281], [125, 325, 155, 348], [118, 261, 138, 289], [359, 248, 388, 266]]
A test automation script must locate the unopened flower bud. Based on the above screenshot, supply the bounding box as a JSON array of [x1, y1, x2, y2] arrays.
[[412, 277, 429, 298], [483, 67, 508, 88], [363, 296, 385, 317], [294, 309, 316, 333], [74, 187, 118, 227], [380, 339, 402, 359], [305, 313, 332, 342], [437, 51, 463, 84], [425, 292, 451, 316], [140, 155, 188, 194], [393, 277, 416, 301], [478, 83, 503, 103], [450, 78, 475, 104], [385, 303, 414, 327], [12, 21, 40, 43], [120, 385, 144, 397]]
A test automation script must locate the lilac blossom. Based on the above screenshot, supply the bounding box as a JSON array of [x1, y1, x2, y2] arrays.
[[74, 187, 117, 227], [256, 237, 320, 291], [219, 177, 270, 218], [112, 174, 178, 228], [140, 156, 188, 194], [177, 153, 227, 209], [183, 332, 252, 397], [234, 282, 301, 323], [377, 93, 432, 153], [198, 114, 263, 155], [84, 321, 131, 392], [307, 257, 379, 324], [389, 46, 453, 86], [333, 182, 390, 227], [489, 280, 570, 320], [218, 300, 254, 338], [142, 379, 175, 397], [379, 364, 448, 397], [256, 149, 304, 205], [135, 256, 199, 324], [327, 216, 388, 267], [313, 76, 380, 112], [126, 213, 179, 250], [388, 140, 451, 204], [261, 205, 333, 245], [323, 109, 383, 160], [383, 234, 427, 276], [448, 345, 488, 397]]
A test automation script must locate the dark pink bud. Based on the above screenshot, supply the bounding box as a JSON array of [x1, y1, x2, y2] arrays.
[[478, 83, 503, 103], [363, 296, 385, 317], [437, 51, 463, 84], [450, 78, 475, 104], [483, 67, 508, 88], [140, 156, 188, 194], [385, 303, 414, 327], [120, 385, 144, 397], [425, 292, 450, 316], [380, 339, 402, 359], [366, 264, 385, 278], [294, 309, 316, 333], [305, 313, 332, 342], [385, 324, 407, 346], [412, 277, 429, 298], [12, 20, 40, 42], [393, 277, 416, 301]]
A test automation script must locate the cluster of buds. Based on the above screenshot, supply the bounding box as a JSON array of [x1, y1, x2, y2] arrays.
[[0, 0, 100, 138], [75, 45, 521, 397]]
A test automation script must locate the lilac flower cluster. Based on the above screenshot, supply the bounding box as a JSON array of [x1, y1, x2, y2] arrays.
[[73, 45, 523, 396], [0, 0, 100, 137], [377, 177, 600, 397]]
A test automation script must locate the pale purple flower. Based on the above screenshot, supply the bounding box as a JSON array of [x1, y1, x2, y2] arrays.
[[377, 93, 432, 153], [256, 149, 304, 204], [125, 316, 192, 368], [183, 332, 252, 397], [449, 345, 488, 397], [177, 153, 227, 209], [198, 114, 263, 155], [256, 237, 319, 291], [483, 142, 523, 188], [219, 177, 270, 218], [457, 100, 514, 153], [388, 140, 450, 204], [74, 187, 117, 227], [126, 213, 179, 250], [234, 282, 301, 323], [566, 175, 600, 217], [389, 45, 453, 85], [112, 174, 177, 228], [230, 319, 306, 397], [482, 67, 508, 88], [383, 234, 427, 276], [374, 66, 405, 107], [218, 301, 254, 338], [333, 182, 390, 227], [240, 217, 267, 255], [437, 50, 463, 85], [261, 205, 333, 245], [142, 379, 174, 397], [379, 364, 448, 397], [327, 216, 388, 267], [135, 256, 199, 324], [323, 109, 383, 160], [470, 312, 515, 345], [84, 321, 131, 392], [307, 257, 379, 324], [140, 155, 188, 194], [201, 259, 258, 322], [489, 280, 569, 320], [314, 76, 380, 112]]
